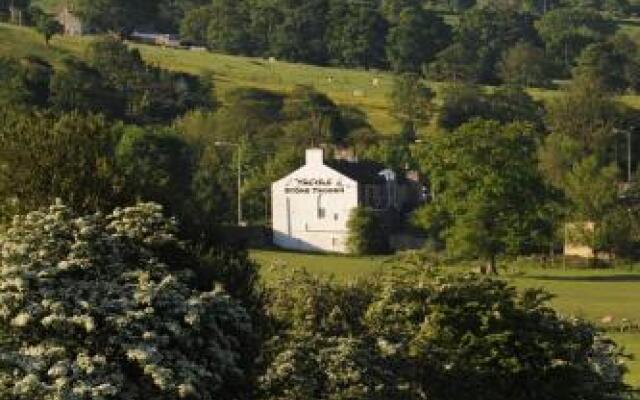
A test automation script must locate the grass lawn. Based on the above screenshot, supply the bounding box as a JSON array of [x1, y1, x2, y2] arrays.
[[251, 249, 640, 388]]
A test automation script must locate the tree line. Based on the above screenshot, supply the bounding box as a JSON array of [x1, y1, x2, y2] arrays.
[[4, 1, 639, 91]]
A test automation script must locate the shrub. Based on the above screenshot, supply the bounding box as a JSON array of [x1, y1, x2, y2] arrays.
[[347, 207, 390, 255], [0, 202, 254, 399], [260, 270, 629, 400]]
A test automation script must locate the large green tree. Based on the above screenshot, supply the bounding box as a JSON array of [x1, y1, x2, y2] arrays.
[[326, 0, 388, 69], [268, 0, 330, 64], [49, 58, 125, 118], [0, 109, 122, 218], [535, 7, 616, 74], [437, 84, 544, 130], [386, 6, 451, 72], [573, 33, 640, 93], [435, 5, 540, 83], [116, 126, 195, 221], [205, 0, 253, 54], [414, 119, 553, 272], [498, 41, 551, 87]]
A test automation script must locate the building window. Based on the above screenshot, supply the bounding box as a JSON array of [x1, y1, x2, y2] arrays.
[[334, 213, 339, 221], [318, 208, 326, 219]]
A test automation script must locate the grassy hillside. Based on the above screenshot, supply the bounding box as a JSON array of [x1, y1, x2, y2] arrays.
[[2, 23, 640, 133]]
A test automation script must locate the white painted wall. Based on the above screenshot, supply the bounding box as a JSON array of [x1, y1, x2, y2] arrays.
[[272, 149, 358, 253]]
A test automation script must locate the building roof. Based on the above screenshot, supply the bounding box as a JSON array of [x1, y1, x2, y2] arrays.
[[326, 160, 387, 184]]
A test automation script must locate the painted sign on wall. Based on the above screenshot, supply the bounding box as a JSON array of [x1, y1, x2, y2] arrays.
[[284, 177, 346, 195]]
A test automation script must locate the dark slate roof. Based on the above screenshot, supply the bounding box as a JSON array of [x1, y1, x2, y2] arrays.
[[327, 160, 387, 184]]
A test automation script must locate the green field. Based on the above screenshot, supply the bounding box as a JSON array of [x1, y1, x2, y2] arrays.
[[252, 249, 640, 388], [2, 23, 640, 134]]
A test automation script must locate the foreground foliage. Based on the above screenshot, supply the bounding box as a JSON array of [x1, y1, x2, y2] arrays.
[[0, 202, 254, 399], [260, 269, 628, 400]]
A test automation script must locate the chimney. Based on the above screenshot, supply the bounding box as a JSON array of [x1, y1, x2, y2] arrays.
[[306, 148, 324, 165]]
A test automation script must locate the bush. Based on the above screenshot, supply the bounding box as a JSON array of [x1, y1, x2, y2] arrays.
[[259, 270, 629, 400], [0, 202, 255, 399], [347, 207, 391, 255]]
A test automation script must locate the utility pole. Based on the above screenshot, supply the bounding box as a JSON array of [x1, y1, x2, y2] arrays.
[[627, 129, 632, 183]]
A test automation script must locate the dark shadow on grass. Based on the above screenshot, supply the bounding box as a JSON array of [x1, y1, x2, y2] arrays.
[[528, 274, 640, 282]]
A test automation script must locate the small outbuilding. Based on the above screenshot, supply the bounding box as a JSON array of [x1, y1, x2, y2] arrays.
[[272, 148, 419, 253]]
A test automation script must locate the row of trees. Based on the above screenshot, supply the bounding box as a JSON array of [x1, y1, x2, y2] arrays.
[[178, 1, 640, 90], [6, 1, 639, 91]]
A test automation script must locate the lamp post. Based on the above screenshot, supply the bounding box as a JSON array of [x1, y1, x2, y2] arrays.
[[614, 128, 633, 184], [214, 141, 244, 226]]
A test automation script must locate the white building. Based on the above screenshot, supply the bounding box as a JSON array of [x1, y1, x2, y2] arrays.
[[272, 148, 413, 253]]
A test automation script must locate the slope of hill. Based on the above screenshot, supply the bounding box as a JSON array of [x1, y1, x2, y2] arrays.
[[31, 0, 65, 12], [1, 23, 639, 133], [0, 23, 402, 133]]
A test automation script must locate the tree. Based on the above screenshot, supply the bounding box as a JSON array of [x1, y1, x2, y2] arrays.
[[268, 0, 330, 64], [544, 76, 620, 154], [365, 271, 628, 400], [281, 85, 346, 145], [260, 270, 405, 400], [5, 0, 30, 25], [180, 5, 214, 45], [535, 7, 616, 74], [261, 269, 628, 400], [498, 41, 551, 87], [87, 37, 214, 124], [386, 6, 451, 72], [380, 0, 422, 23], [414, 120, 553, 272], [0, 109, 122, 218], [31, 7, 62, 45], [326, 0, 388, 69], [573, 33, 640, 93], [389, 73, 435, 134], [437, 83, 544, 130], [205, 0, 253, 54], [49, 58, 125, 118], [0, 56, 52, 108], [0, 202, 255, 399], [116, 126, 195, 221], [74, 0, 157, 33], [442, 5, 541, 83], [426, 42, 478, 83], [522, 0, 561, 14], [347, 207, 390, 255]]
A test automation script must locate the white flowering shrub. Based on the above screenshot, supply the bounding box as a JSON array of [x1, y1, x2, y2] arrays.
[[0, 202, 253, 400]]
